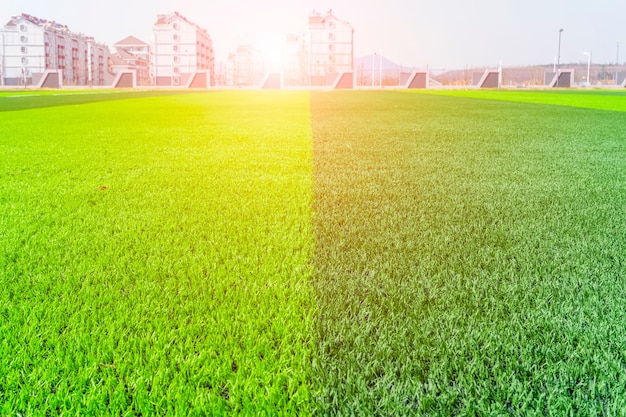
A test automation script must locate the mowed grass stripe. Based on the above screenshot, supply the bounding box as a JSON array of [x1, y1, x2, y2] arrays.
[[0, 90, 195, 112], [0, 91, 315, 414], [311, 90, 626, 415]]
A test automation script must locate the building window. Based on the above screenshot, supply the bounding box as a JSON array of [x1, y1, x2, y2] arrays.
[[21, 46, 28, 54], [20, 35, 28, 43], [21, 57, 29, 65], [328, 21, 335, 29], [173, 66, 180, 74], [173, 76, 180, 85], [173, 22, 180, 30], [173, 34, 180, 42], [173, 55, 180, 63], [329, 33, 335, 41], [328, 44, 334, 51], [19, 24, 27, 31], [173, 44, 179, 52]]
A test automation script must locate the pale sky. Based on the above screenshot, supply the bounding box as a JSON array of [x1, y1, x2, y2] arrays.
[[2, 0, 625, 69]]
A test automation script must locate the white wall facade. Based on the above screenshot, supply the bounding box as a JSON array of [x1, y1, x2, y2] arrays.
[[1, 18, 46, 85], [1, 14, 111, 86], [150, 12, 215, 87], [283, 10, 354, 86], [308, 12, 354, 84]]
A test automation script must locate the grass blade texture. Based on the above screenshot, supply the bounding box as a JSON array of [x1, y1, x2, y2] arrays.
[[0, 91, 315, 415], [311, 91, 626, 415]]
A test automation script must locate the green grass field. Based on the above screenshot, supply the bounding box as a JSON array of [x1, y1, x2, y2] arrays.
[[1, 89, 626, 415], [1, 91, 315, 415]]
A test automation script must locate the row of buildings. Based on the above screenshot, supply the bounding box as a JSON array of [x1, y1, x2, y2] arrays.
[[0, 9, 354, 87], [0, 13, 111, 86]]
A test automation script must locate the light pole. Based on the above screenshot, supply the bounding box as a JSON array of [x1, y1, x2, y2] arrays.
[[583, 51, 591, 86], [371, 52, 375, 87], [557, 29, 563, 69], [379, 48, 383, 88], [615, 42, 619, 85], [556, 28, 563, 87]]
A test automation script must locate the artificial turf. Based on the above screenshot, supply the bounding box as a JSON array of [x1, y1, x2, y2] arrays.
[[1, 91, 315, 415], [1, 89, 625, 415], [311, 90, 626, 415], [418, 88, 626, 112]]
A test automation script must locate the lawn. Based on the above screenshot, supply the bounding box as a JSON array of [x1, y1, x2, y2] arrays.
[[419, 88, 626, 112], [311, 90, 626, 415], [2, 89, 626, 415], [0, 91, 315, 415]]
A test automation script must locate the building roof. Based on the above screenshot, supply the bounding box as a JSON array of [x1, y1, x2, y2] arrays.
[[154, 11, 208, 35], [114, 35, 148, 47], [308, 9, 352, 28], [109, 54, 127, 66], [4, 13, 109, 48], [13, 13, 69, 31], [115, 48, 136, 60]]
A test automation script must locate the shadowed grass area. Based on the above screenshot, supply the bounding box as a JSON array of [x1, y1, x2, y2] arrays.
[[311, 91, 626, 415], [0, 89, 199, 112], [0, 91, 315, 415]]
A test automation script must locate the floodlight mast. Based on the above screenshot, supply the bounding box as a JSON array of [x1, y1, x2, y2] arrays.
[[379, 49, 382, 88], [583, 51, 591, 86], [556, 28, 564, 87], [557, 29, 563, 69], [615, 42, 619, 84], [371, 52, 375, 87]]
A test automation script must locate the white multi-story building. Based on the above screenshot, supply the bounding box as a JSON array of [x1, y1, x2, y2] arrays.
[[284, 9, 354, 86], [225, 44, 264, 87], [307, 9, 354, 85], [150, 12, 215, 87], [0, 13, 111, 86], [283, 33, 308, 86]]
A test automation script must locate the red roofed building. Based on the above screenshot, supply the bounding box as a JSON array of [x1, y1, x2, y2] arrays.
[[111, 36, 150, 86]]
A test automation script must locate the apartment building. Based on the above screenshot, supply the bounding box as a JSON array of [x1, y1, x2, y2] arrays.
[[150, 12, 215, 86], [225, 44, 264, 86], [283, 33, 308, 86], [111, 36, 150, 86], [0, 13, 110, 86], [284, 9, 354, 86], [307, 9, 354, 85]]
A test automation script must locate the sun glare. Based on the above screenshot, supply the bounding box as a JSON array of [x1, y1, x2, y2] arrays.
[[258, 30, 284, 72]]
